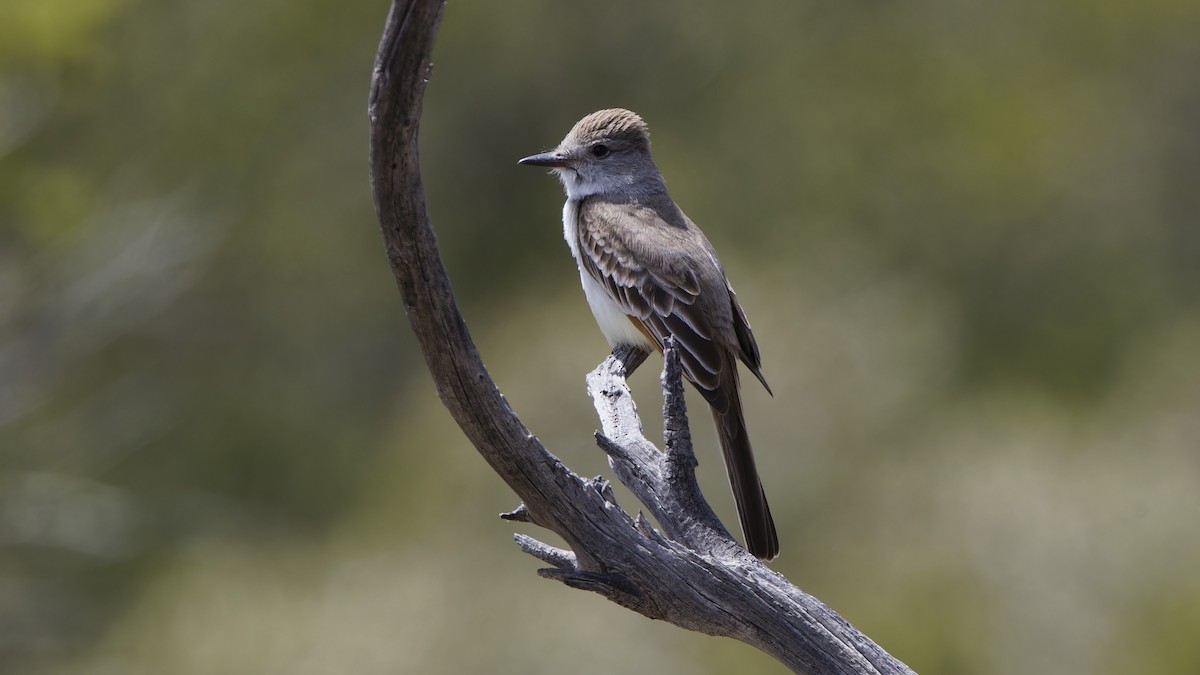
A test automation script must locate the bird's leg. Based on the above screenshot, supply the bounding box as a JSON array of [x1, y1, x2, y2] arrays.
[[612, 344, 652, 378]]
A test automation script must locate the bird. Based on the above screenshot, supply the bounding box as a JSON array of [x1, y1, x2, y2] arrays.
[[518, 108, 778, 560]]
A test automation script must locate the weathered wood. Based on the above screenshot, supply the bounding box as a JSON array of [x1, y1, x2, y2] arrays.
[[366, 1, 916, 672]]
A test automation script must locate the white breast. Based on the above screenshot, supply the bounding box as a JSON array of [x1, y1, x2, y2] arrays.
[[563, 199, 655, 350]]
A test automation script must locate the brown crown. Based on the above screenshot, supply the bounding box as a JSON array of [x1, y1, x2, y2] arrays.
[[565, 108, 651, 145]]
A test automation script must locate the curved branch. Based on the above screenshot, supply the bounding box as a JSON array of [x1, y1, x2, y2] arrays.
[[366, 2, 916, 673]]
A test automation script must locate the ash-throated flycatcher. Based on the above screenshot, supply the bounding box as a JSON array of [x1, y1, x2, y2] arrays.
[[518, 108, 778, 560]]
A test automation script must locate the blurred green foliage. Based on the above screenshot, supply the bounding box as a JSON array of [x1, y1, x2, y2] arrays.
[[2, 1, 1198, 673]]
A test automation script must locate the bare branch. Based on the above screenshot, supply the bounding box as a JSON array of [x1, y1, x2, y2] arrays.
[[367, 2, 916, 673]]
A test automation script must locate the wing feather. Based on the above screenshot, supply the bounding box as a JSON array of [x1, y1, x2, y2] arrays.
[[576, 197, 737, 401]]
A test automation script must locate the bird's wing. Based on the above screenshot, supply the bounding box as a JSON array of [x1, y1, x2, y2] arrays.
[[576, 198, 730, 408], [728, 284, 771, 395]]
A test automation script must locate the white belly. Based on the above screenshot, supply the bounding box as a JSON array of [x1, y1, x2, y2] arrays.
[[563, 200, 655, 350]]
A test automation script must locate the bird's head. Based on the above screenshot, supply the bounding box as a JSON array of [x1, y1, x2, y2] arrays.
[[519, 108, 663, 199]]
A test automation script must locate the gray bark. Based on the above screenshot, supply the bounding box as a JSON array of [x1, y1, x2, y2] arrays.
[[367, 1, 917, 673]]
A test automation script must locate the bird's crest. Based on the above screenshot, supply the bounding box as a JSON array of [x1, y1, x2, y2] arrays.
[[566, 108, 651, 147]]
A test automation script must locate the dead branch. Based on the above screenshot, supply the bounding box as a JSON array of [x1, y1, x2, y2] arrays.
[[366, 2, 916, 672]]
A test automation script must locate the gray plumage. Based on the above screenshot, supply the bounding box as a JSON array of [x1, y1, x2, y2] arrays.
[[520, 108, 779, 560]]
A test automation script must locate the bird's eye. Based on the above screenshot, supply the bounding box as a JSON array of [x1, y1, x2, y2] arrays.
[[591, 144, 611, 158]]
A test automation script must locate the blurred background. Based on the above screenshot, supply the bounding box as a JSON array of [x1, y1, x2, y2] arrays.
[[3, 0, 1199, 673]]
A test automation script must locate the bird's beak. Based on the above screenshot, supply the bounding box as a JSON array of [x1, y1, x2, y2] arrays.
[[518, 150, 571, 168]]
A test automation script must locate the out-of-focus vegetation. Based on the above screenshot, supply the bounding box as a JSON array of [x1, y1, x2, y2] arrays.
[[2, 0, 1198, 673]]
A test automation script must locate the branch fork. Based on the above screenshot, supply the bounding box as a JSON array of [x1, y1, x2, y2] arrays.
[[510, 340, 750, 594]]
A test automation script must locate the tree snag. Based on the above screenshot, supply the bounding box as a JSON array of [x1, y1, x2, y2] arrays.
[[367, 1, 916, 672]]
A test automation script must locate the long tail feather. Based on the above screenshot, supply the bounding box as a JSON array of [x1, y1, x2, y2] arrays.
[[712, 385, 778, 560]]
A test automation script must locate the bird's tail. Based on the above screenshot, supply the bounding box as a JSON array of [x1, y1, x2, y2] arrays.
[[712, 386, 779, 560]]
